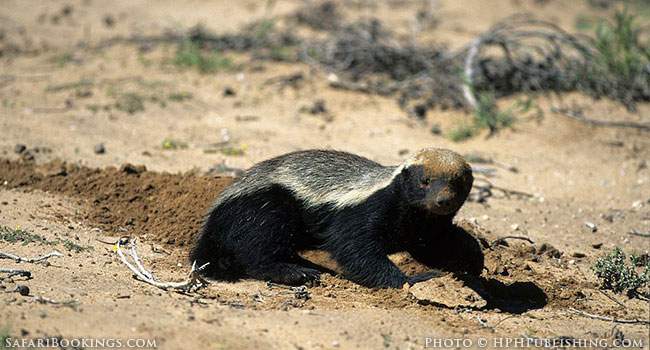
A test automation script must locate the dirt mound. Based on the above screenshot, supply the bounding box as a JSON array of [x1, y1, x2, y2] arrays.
[[0, 159, 232, 246]]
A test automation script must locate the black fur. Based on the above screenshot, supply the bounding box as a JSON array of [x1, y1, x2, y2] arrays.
[[190, 150, 482, 288]]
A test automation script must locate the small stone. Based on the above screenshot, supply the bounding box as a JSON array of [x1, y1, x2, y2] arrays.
[[537, 243, 562, 259], [94, 143, 106, 154], [591, 242, 603, 249], [332, 341, 340, 348], [510, 224, 519, 231], [413, 104, 427, 119], [572, 252, 586, 258], [308, 99, 327, 115], [585, 222, 597, 232], [120, 163, 146, 174], [496, 266, 509, 276], [222, 87, 236, 97], [14, 144, 27, 154], [15, 285, 30, 296], [103, 14, 115, 27]]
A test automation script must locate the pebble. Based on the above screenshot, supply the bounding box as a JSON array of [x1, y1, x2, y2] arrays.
[[584, 222, 597, 232], [14, 144, 27, 154], [120, 163, 146, 174], [223, 87, 236, 97], [94, 143, 106, 154], [15, 285, 30, 296]]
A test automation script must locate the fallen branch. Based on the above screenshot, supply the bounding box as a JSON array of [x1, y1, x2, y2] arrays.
[[0, 251, 63, 265], [470, 177, 534, 203], [0, 268, 32, 279], [116, 238, 209, 292], [629, 229, 650, 238], [31, 295, 79, 310], [598, 289, 626, 310], [552, 107, 650, 132], [568, 308, 650, 325], [490, 236, 535, 248]]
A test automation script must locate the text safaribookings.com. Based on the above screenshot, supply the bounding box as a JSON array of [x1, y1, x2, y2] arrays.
[[3, 337, 158, 348]]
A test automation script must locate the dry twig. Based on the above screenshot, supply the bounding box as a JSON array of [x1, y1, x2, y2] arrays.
[[470, 177, 534, 203], [629, 229, 650, 238], [31, 295, 79, 310], [569, 308, 649, 325], [0, 251, 63, 265], [490, 236, 535, 248], [0, 268, 32, 279], [116, 238, 209, 292], [551, 107, 650, 132]]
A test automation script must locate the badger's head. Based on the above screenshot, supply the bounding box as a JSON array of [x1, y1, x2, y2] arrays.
[[397, 148, 473, 215]]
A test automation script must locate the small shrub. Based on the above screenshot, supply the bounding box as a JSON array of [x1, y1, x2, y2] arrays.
[[448, 92, 515, 142], [115, 93, 145, 114], [593, 10, 649, 82], [0, 226, 55, 246], [168, 92, 193, 102], [592, 248, 650, 297], [50, 52, 74, 67], [473, 92, 514, 134], [61, 239, 93, 253], [174, 41, 233, 73], [447, 123, 477, 142], [161, 138, 188, 150]]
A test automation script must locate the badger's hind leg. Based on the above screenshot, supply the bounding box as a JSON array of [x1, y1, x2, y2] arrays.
[[219, 185, 319, 286]]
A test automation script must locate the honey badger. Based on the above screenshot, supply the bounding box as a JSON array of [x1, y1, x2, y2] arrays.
[[190, 148, 483, 288]]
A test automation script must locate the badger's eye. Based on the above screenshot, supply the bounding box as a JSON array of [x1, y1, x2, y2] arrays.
[[421, 178, 431, 186]]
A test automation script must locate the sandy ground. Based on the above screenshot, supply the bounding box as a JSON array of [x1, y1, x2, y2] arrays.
[[1, 1, 649, 349]]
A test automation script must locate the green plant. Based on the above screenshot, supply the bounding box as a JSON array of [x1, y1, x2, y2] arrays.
[[448, 91, 515, 142], [168, 91, 193, 102], [161, 138, 188, 150], [592, 248, 650, 297], [173, 41, 233, 73], [0, 225, 93, 253], [473, 92, 514, 134], [61, 239, 93, 253], [252, 19, 276, 41], [50, 52, 74, 67], [593, 10, 650, 81], [448, 123, 477, 142], [0, 226, 55, 246]]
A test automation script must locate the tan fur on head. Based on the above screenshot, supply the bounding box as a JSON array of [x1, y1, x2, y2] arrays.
[[409, 148, 471, 179], [396, 148, 471, 180]]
